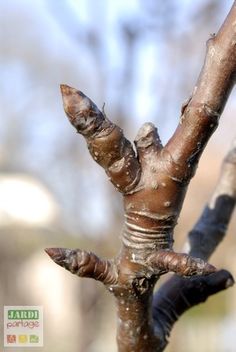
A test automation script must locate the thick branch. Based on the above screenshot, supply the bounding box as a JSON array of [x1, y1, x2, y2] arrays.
[[165, 2, 236, 181], [152, 138, 236, 349]]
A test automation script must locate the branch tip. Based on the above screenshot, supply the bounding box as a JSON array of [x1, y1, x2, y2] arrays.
[[225, 276, 235, 288], [134, 122, 162, 160], [45, 247, 72, 267], [60, 84, 103, 136], [135, 122, 156, 141], [45, 247, 118, 285], [60, 84, 82, 97], [45, 247, 61, 259], [60, 83, 70, 95]]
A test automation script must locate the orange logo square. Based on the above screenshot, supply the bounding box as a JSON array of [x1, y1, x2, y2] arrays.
[[7, 335, 16, 343]]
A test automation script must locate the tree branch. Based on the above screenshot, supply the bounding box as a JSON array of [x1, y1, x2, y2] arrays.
[[152, 138, 236, 349], [165, 2, 236, 182], [189, 138, 236, 259], [45, 248, 118, 285], [152, 270, 233, 349], [147, 250, 216, 276], [46, 2, 236, 351], [60, 85, 141, 194]]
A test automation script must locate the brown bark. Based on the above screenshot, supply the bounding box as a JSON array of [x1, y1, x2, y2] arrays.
[[46, 2, 236, 351], [152, 138, 236, 349]]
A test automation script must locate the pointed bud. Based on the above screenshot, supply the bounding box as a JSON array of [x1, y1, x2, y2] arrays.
[[45, 248, 76, 271], [148, 250, 217, 277], [60, 84, 103, 135]]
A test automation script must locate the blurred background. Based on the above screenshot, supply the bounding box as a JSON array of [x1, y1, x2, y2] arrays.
[[0, 0, 236, 351]]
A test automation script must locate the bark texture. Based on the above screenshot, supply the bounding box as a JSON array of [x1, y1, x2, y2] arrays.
[[46, 2, 236, 351]]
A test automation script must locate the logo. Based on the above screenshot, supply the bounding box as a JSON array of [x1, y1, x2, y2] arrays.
[[4, 306, 43, 347]]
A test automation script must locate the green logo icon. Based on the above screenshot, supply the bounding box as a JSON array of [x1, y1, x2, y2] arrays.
[[30, 335, 39, 343], [8, 310, 39, 320]]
